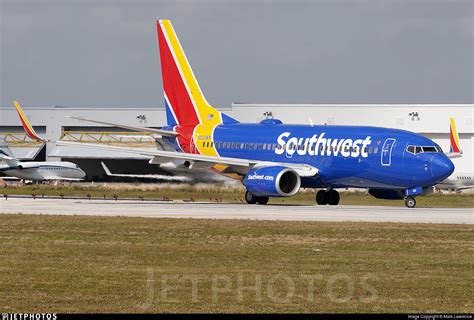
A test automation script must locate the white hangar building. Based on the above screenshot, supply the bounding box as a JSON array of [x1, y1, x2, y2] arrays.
[[0, 103, 472, 180]]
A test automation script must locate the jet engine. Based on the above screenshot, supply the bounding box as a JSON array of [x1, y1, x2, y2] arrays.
[[243, 166, 301, 197]]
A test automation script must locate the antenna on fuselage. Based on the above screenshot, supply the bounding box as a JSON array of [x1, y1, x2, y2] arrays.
[[309, 117, 314, 127]]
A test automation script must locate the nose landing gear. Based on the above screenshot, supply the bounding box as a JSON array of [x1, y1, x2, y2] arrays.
[[316, 189, 340, 205], [404, 196, 417, 208]]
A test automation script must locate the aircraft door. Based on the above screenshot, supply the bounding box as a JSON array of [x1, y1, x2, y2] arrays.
[[381, 138, 396, 166]]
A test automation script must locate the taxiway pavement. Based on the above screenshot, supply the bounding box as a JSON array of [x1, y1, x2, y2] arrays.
[[1, 198, 472, 224]]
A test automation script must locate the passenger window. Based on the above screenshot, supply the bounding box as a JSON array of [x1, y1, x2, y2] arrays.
[[258, 143, 262, 150], [262, 144, 267, 150], [231, 142, 235, 149], [210, 142, 214, 148], [245, 143, 249, 149], [272, 144, 277, 150], [374, 147, 378, 154], [368, 147, 373, 153]]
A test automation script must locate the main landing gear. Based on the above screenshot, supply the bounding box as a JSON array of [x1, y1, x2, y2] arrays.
[[404, 196, 417, 208], [245, 190, 269, 205], [316, 189, 340, 205]]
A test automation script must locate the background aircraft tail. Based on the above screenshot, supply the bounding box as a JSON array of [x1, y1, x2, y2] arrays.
[[13, 100, 46, 142], [156, 20, 238, 127], [449, 117, 462, 154]]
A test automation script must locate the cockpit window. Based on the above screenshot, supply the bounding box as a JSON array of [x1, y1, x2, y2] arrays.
[[407, 145, 443, 155], [422, 146, 437, 153]]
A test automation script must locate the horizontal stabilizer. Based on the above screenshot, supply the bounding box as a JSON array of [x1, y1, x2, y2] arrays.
[[68, 116, 178, 137], [0, 154, 20, 167]]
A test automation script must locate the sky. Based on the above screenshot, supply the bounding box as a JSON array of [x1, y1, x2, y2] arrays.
[[0, 0, 473, 109]]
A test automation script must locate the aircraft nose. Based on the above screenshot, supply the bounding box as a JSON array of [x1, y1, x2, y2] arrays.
[[431, 154, 454, 181]]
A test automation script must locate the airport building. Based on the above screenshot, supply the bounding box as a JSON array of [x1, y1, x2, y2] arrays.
[[1, 103, 472, 180]]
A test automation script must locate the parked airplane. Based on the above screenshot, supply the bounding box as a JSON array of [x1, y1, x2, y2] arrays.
[[436, 118, 473, 191], [0, 101, 86, 181], [58, 20, 455, 207]]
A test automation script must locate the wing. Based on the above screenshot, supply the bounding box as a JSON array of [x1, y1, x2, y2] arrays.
[[67, 116, 178, 137], [101, 161, 190, 182], [57, 141, 318, 177]]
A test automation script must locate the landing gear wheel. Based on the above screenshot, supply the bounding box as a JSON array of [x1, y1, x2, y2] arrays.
[[405, 196, 416, 208], [316, 190, 328, 205], [257, 196, 269, 205], [327, 190, 340, 205], [245, 190, 257, 204]]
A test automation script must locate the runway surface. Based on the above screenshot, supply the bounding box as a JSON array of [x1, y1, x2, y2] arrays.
[[1, 197, 472, 224]]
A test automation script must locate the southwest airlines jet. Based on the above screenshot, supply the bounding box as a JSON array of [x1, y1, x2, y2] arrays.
[[58, 20, 455, 208], [0, 102, 86, 181]]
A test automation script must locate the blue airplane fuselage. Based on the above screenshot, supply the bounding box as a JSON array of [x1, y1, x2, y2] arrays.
[[165, 121, 454, 191]]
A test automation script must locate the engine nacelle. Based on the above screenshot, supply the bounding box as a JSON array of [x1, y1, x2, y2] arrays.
[[243, 166, 301, 197]]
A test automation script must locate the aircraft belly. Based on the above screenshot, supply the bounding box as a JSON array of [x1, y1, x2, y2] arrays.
[[6, 169, 44, 181]]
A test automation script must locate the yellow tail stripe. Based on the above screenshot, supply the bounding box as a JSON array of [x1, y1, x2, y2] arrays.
[[450, 117, 460, 149]]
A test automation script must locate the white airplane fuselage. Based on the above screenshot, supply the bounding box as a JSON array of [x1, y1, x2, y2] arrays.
[[0, 161, 86, 181], [436, 172, 474, 191]]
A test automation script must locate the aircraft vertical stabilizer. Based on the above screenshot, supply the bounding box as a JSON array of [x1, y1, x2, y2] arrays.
[[157, 20, 239, 127]]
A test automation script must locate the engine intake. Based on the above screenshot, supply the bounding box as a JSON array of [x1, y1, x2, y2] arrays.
[[243, 166, 301, 197]]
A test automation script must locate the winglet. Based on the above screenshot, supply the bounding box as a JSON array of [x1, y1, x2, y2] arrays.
[[101, 161, 113, 176], [13, 100, 46, 142], [449, 117, 462, 154]]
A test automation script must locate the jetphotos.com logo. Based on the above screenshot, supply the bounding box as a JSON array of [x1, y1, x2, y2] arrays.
[[2, 314, 57, 320], [275, 132, 372, 158]]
